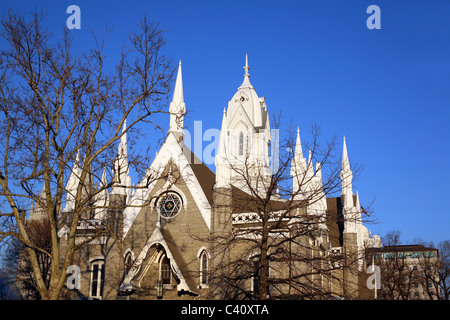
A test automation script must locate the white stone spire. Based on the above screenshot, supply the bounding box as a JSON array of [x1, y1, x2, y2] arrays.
[[64, 149, 82, 212], [112, 120, 131, 197], [169, 61, 186, 135], [29, 183, 49, 221], [340, 136, 353, 210], [340, 135, 363, 238], [215, 108, 230, 188], [294, 127, 303, 159], [291, 127, 308, 199], [94, 166, 109, 220], [216, 55, 272, 193], [342, 136, 351, 173]]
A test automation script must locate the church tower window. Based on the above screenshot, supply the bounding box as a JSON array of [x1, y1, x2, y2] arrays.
[[239, 132, 244, 156]]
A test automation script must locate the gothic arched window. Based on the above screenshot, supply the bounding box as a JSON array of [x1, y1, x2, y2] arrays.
[[160, 255, 171, 285], [239, 132, 244, 156], [200, 250, 208, 286], [124, 252, 133, 275]]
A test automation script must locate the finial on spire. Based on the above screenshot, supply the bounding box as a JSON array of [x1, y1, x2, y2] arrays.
[[239, 54, 253, 89], [243, 53, 250, 77]]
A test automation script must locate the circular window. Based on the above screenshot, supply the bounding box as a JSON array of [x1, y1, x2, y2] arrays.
[[158, 192, 182, 218]]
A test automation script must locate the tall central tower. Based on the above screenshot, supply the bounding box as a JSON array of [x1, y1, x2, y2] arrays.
[[215, 55, 272, 193]]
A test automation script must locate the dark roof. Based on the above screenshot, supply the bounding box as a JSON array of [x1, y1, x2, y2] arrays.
[[366, 244, 438, 254], [230, 186, 286, 214], [182, 147, 215, 205]]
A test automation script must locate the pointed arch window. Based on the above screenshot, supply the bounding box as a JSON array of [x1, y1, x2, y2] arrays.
[[124, 251, 133, 275], [239, 132, 244, 156], [159, 255, 171, 285], [200, 250, 208, 286]]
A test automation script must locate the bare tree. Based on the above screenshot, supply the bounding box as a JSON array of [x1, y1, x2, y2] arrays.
[[373, 232, 443, 300], [2, 218, 51, 299], [198, 123, 369, 300], [0, 9, 174, 300], [418, 240, 450, 300]]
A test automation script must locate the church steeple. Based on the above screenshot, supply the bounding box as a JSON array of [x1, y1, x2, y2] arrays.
[[239, 54, 253, 89], [169, 61, 186, 138], [291, 127, 307, 199], [294, 127, 304, 159], [112, 120, 132, 197], [340, 136, 353, 210], [215, 108, 230, 188], [217, 54, 271, 193], [64, 150, 82, 212]]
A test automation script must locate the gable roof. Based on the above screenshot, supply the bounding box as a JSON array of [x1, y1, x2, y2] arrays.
[[119, 226, 196, 295], [122, 132, 214, 237]]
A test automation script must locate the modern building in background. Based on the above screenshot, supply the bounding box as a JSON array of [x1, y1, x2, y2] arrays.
[[366, 245, 440, 299]]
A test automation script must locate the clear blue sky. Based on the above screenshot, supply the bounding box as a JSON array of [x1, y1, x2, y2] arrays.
[[1, 0, 449, 245]]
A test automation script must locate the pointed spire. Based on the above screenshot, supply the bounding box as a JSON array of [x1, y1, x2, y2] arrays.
[[119, 119, 128, 159], [291, 127, 305, 169], [169, 60, 186, 134], [101, 166, 107, 186], [64, 149, 82, 212], [342, 136, 351, 172], [112, 120, 132, 196], [340, 136, 354, 209], [239, 54, 253, 89], [94, 166, 109, 220], [294, 127, 303, 159], [215, 107, 231, 188], [172, 60, 184, 105], [115, 119, 129, 178], [291, 126, 308, 198], [306, 149, 315, 179], [355, 190, 361, 212], [216, 108, 228, 166], [74, 149, 81, 170], [315, 162, 322, 181]]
